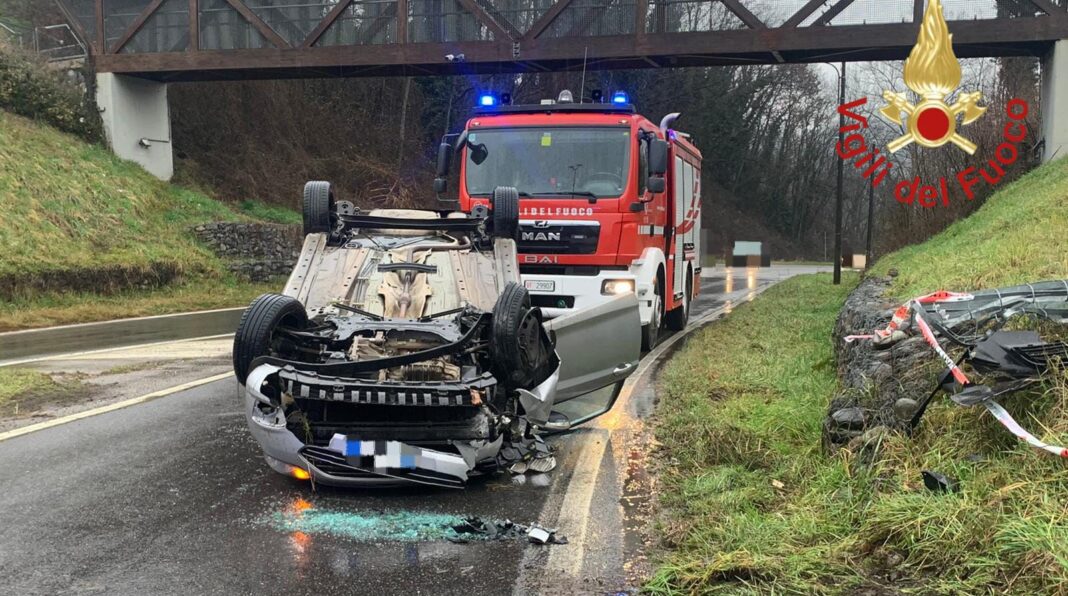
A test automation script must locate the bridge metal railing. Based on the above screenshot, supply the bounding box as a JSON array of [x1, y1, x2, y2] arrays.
[[52, 0, 1068, 78]]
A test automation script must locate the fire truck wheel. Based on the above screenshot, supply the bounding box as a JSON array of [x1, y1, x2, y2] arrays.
[[491, 282, 545, 387], [641, 279, 663, 351], [665, 267, 692, 331], [491, 186, 520, 241], [233, 293, 308, 384], [302, 181, 336, 236]]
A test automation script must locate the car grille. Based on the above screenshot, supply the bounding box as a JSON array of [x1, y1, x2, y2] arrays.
[[279, 370, 495, 406]]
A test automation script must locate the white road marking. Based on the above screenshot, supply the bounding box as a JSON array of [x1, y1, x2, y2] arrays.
[[0, 372, 233, 443]]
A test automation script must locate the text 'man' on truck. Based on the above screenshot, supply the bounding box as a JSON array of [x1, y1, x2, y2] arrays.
[[435, 90, 703, 350]]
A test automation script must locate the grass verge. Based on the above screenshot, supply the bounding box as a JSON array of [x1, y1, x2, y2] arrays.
[[0, 367, 84, 417], [0, 277, 279, 331], [649, 273, 1068, 595], [871, 157, 1068, 299]]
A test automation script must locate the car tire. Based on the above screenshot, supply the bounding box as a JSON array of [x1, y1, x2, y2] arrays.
[[490, 186, 520, 241], [665, 267, 691, 331], [233, 293, 308, 384], [641, 278, 663, 351], [303, 181, 336, 237], [491, 282, 544, 387]]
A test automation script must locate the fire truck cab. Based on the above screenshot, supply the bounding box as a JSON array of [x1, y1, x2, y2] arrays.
[[436, 91, 702, 349]]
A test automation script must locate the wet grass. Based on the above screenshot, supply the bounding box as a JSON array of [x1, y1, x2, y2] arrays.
[[0, 277, 281, 331], [236, 199, 301, 225], [648, 274, 1068, 595], [872, 157, 1068, 299], [0, 109, 292, 329], [0, 367, 84, 417]]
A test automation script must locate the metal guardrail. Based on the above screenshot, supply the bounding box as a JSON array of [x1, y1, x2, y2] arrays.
[[0, 308, 245, 366]]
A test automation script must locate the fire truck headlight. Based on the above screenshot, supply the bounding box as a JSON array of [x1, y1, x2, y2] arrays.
[[602, 279, 635, 295]]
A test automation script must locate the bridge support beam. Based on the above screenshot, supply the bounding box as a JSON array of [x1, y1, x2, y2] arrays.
[[1042, 40, 1068, 162], [95, 73, 174, 180]]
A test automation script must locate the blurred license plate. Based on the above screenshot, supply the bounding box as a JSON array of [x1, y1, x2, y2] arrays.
[[525, 280, 555, 292]]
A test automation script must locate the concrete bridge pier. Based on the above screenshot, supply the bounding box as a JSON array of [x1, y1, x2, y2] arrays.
[[95, 73, 173, 181], [1042, 40, 1068, 163]]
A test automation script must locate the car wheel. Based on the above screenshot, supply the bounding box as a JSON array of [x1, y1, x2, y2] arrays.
[[490, 186, 520, 241], [233, 293, 308, 384], [641, 279, 663, 351], [491, 282, 545, 387], [303, 180, 336, 237], [665, 266, 691, 331]]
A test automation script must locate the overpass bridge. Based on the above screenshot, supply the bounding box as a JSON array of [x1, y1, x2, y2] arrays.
[[53, 0, 1068, 178]]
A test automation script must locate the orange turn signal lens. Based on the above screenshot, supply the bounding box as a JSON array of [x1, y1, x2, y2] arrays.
[[291, 467, 311, 480]]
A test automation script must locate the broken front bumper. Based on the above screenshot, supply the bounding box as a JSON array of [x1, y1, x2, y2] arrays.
[[242, 363, 558, 488]]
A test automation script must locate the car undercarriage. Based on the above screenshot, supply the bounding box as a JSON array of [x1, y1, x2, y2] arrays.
[[235, 184, 638, 488]]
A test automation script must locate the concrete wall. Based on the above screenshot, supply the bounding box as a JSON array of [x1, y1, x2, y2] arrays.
[[96, 73, 174, 180], [1042, 40, 1068, 162]]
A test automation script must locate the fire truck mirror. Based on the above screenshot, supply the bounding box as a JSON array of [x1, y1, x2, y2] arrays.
[[435, 142, 452, 177], [469, 142, 489, 166], [649, 139, 669, 175], [433, 177, 448, 194], [647, 176, 666, 194]]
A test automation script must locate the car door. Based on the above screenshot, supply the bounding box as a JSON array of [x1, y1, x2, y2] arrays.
[[544, 293, 641, 403]]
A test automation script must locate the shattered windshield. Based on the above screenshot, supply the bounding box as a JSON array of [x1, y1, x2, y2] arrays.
[[464, 127, 632, 199]]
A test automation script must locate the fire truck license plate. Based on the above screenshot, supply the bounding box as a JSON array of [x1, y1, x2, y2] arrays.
[[525, 280, 555, 292]]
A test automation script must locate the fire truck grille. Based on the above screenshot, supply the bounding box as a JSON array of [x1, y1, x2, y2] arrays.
[[518, 222, 599, 254]]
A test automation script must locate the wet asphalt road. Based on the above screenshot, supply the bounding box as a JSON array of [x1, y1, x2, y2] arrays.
[[0, 267, 824, 596]]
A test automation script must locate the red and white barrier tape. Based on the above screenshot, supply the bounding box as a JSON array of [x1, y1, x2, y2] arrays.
[[845, 292, 1068, 458]]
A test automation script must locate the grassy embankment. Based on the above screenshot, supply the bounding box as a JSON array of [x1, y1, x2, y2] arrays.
[[649, 158, 1068, 594], [0, 110, 297, 331]]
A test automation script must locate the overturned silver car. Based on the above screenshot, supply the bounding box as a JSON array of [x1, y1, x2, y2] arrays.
[[234, 182, 639, 488]]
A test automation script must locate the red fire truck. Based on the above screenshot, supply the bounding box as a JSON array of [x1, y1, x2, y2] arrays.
[[434, 90, 702, 349]]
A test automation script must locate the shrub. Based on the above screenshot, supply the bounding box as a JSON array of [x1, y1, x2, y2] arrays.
[[0, 41, 101, 142]]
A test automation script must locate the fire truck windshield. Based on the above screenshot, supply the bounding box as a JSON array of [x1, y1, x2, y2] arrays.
[[464, 127, 632, 199]]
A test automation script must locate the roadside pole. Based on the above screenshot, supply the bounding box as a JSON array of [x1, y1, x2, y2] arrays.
[[834, 61, 846, 285], [866, 178, 874, 266]]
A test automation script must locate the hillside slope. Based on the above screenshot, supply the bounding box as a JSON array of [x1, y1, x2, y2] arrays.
[[0, 110, 242, 295], [873, 157, 1068, 297], [0, 110, 292, 329]]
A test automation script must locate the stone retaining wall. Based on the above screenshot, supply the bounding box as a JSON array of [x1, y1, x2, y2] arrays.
[[192, 222, 303, 282], [823, 273, 941, 451]]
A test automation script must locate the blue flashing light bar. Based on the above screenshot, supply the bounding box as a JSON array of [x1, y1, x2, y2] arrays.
[[611, 91, 629, 104], [479, 94, 497, 107]]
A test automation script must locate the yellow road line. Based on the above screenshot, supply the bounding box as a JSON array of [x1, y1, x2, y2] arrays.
[[536, 287, 775, 580], [0, 372, 233, 443]]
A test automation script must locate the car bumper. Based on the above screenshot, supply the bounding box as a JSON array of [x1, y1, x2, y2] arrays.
[[242, 362, 559, 488]]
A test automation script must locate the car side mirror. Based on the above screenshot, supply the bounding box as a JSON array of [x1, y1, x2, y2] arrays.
[[647, 176, 665, 194], [433, 177, 447, 194], [649, 139, 668, 176]]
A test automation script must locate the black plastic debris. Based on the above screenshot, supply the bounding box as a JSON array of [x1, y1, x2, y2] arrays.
[[970, 331, 1059, 377], [497, 435, 557, 475], [921, 470, 959, 493], [448, 516, 568, 545]]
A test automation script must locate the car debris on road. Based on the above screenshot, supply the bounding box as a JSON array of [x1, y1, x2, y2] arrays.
[[845, 280, 1068, 457]]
